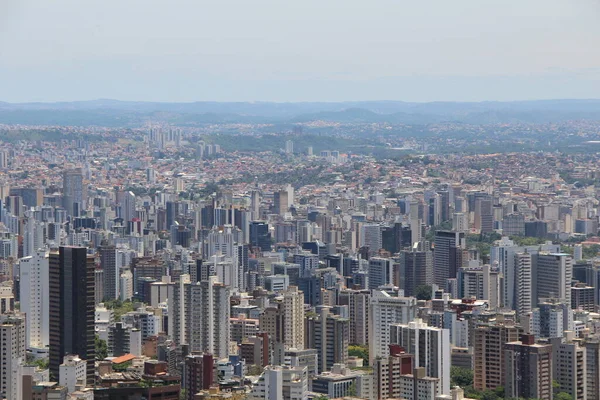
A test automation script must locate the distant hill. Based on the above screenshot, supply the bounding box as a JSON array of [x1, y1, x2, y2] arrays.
[[0, 99, 599, 126]]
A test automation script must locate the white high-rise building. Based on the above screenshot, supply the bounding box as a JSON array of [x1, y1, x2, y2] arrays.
[[119, 270, 133, 301], [490, 237, 560, 309], [207, 225, 236, 258], [390, 318, 451, 395], [285, 140, 294, 154], [189, 276, 230, 359], [19, 250, 49, 349], [514, 252, 533, 317], [368, 289, 417, 363]]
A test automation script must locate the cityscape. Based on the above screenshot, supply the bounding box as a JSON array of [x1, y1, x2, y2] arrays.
[[2, 1, 600, 399], [0, 99, 599, 400]]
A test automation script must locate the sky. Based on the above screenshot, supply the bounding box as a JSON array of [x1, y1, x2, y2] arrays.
[[1, 0, 599, 103]]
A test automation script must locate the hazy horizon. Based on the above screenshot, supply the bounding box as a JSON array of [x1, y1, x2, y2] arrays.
[[2, 0, 599, 103]]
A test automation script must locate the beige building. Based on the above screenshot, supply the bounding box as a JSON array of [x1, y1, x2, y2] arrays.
[[473, 322, 521, 391]]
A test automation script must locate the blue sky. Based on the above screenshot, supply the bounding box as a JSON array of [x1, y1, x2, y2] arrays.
[[1, 0, 599, 102]]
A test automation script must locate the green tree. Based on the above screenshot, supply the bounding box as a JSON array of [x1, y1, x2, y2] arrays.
[[32, 358, 49, 369], [348, 345, 369, 364], [415, 285, 432, 301], [103, 299, 135, 321], [555, 393, 573, 400], [450, 366, 473, 388], [583, 244, 600, 260], [95, 335, 108, 360], [113, 360, 132, 372]]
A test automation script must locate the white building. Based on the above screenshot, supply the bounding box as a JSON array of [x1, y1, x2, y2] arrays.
[[368, 289, 417, 362], [188, 275, 231, 359], [119, 270, 133, 301], [59, 354, 86, 393], [249, 365, 308, 400], [390, 318, 451, 395], [19, 250, 49, 349]]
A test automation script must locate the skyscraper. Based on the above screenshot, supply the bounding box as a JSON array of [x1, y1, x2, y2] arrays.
[[399, 242, 433, 296], [249, 221, 271, 252], [49, 246, 95, 385], [19, 250, 50, 349], [368, 257, 393, 290], [282, 286, 305, 351], [514, 252, 533, 316], [100, 245, 118, 300], [273, 190, 289, 216], [433, 230, 465, 288], [62, 168, 84, 218], [535, 252, 573, 307], [189, 276, 231, 359]]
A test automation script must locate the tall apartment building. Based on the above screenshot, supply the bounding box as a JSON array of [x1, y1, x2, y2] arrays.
[[368, 257, 393, 290], [550, 335, 586, 400], [368, 289, 417, 362], [260, 286, 305, 351], [473, 322, 521, 391], [585, 340, 600, 400], [361, 224, 382, 255], [282, 286, 305, 351], [100, 245, 118, 300], [535, 252, 573, 307], [458, 264, 501, 310], [389, 318, 451, 395], [62, 168, 84, 218], [189, 276, 231, 359], [474, 195, 493, 233], [490, 237, 559, 310], [305, 306, 349, 373], [514, 252, 533, 317], [19, 249, 49, 349], [49, 246, 95, 385], [337, 289, 369, 346], [0, 314, 26, 400], [184, 354, 214, 400], [504, 335, 553, 400], [167, 275, 191, 346]]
